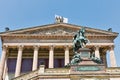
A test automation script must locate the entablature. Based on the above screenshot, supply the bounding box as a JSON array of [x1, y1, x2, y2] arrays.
[[0, 23, 118, 41]]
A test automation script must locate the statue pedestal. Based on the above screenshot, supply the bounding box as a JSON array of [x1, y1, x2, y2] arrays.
[[78, 48, 91, 59], [78, 48, 97, 65], [70, 64, 105, 74], [70, 48, 105, 73]]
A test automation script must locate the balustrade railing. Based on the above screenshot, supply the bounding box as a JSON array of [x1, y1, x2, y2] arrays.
[[106, 67, 120, 74], [12, 70, 38, 80]]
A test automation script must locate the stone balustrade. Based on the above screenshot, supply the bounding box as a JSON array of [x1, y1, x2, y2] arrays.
[[45, 68, 70, 74], [12, 65, 70, 80], [12, 70, 38, 80], [11, 65, 120, 80], [106, 67, 120, 74]]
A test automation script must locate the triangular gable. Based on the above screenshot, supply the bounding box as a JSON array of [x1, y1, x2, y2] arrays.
[[0, 23, 118, 36]]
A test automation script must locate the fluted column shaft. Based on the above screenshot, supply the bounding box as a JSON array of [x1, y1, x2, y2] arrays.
[[65, 46, 69, 65], [49, 45, 54, 68], [95, 46, 100, 59], [109, 46, 117, 67], [32, 46, 39, 71], [0, 46, 7, 80], [3, 60, 8, 80], [15, 46, 23, 77]]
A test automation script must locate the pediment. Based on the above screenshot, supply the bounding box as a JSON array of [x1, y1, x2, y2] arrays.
[[20, 26, 77, 35], [0, 23, 118, 36]]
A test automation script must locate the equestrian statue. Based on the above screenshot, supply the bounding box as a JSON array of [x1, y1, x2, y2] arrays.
[[73, 27, 89, 52], [69, 27, 89, 65]]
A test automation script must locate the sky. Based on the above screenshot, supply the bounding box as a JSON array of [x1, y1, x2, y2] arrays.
[[0, 0, 120, 67]]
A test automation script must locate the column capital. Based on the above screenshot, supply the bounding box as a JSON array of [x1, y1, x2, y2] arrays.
[[2, 45, 8, 50], [109, 45, 114, 50], [94, 45, 101, 50], [95, 45, 100, 48], [49, 45, 54, 50], [33, 45, 40, 50], [18, 45, 24, 50], [64, 45, 69, 50]]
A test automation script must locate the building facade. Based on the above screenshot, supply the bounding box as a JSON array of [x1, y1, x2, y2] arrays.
[[0, 23, 120, 80]]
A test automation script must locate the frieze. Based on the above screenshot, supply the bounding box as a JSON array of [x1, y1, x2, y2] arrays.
[[4, 39, 113, 43], [18, 27, 111, 36], [22, 27, 76, 35], [4, 39, 72, 43]]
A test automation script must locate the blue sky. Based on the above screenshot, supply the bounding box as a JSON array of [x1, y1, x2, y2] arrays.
[[0, 0, 120, 67]]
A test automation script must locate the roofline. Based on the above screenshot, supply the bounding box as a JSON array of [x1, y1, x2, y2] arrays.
[[0, 23, 119, 35], [67, 23, 119, 35], [0, 23, 56, 34]]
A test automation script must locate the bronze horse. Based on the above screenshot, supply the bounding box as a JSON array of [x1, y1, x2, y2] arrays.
[[73, 28, 89, 52]]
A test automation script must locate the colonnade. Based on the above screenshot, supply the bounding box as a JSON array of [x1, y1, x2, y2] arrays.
[[0, 45, 117, 79]]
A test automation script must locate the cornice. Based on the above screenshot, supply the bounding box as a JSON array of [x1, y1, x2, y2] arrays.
[[1, 34, 117, 40], [0, 23, 118, 36]]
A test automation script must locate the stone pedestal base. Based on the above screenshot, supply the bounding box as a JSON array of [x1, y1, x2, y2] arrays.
[[70, 64, 105, 74], [78, 59, 97, 65], [70, 48, 105, 74]]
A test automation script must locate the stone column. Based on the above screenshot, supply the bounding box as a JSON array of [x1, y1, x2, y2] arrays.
[[32, 45, 39, 71], [95, 46, 100, 59], [102, 49, 108, 68], [15, 45, 23, 77], [3, 60, 8, 80], [109, 46, 117, 67], [0, 46, 7, 80], [64, 45, 69, 65], [49, 45, 54, 68]]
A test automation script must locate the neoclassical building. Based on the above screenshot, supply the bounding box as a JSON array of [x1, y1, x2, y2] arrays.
[[0, 22, 120, 80]]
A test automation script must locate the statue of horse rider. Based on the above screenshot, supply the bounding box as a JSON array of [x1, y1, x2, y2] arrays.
[[73, 27, 89, 52], [65, 28, 90, 66]]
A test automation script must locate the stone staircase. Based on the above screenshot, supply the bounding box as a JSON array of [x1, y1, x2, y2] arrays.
[[12, 65, 70, 80], [12, 70, 38, 80], [11, 65, 120, 80]]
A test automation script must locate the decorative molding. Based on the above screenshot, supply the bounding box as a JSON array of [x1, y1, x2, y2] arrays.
[[22, 27, 76, 35], [3, 43, 114, 47], [1, 24, 117, 37], [3, 38, 113, 44], [0, 23, 118, 36]]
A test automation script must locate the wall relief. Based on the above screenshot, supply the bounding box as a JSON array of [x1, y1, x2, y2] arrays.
[[18, 27, 110, 36], [22, 27, 76, 35]]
